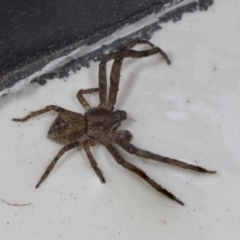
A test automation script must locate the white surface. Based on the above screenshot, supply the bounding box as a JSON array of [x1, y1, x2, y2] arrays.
[[1, 1, 240, 239]]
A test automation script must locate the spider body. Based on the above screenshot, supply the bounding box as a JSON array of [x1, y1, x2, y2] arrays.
[[13, 39, 215, 205], [48, 111, 85, 145]]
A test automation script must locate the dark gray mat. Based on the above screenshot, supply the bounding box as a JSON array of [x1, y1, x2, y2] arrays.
[[0, 0, 213, 95]]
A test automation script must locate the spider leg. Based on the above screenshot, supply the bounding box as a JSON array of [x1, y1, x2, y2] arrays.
[[107, 47, 170, 109], [83, 141, 105, 183], [114, 138, 216, 174], [99, 42, 170, 109], [107, 40, 160, 110], [103, 142, 184, 205], [12, 105, 66, 122], [121, 39, 156, 50], [76, 88, 99, 111], [35, 141, 80, 188]]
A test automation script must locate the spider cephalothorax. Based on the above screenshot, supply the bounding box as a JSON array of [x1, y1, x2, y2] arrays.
[[13, 39, 215, 205]]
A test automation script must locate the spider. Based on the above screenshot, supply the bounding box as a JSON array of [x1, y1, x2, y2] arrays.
[[13, 39, 216, 205]]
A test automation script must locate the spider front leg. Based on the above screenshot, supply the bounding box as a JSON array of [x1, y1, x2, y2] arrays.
[[121, 39, 156, 50], [103, 143, 184, 205], [98, 40, 171, 109], [76, 88, 99, 111], [114, 138, 216, 174], [107, 49, 171, 110], [35, 141, 80, 188], [107, 40, 164, 110], [12, 105, 66, 122]]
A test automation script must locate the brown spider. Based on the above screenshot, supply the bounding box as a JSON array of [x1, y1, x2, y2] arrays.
[[13, 39, 216, 205]]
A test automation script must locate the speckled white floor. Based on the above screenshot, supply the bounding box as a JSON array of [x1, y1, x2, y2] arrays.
[[1, 1, 240, 239]]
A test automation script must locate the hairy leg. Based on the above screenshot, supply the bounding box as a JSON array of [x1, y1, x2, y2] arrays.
[[121, 39, 156, 50], [83, 141, 105, 183], [35, 142, 80, 188], [103, 142, 184, 205], [107, 47, 171, 109], [76, 88, 99, 111], [12, 105, 66, 122], [99, 41, 171, 109], [114, 138, 216, 173], [107, 39, 162, 110]]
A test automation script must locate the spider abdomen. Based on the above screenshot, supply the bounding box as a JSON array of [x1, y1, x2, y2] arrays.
[[48, 111, 86, 144]]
